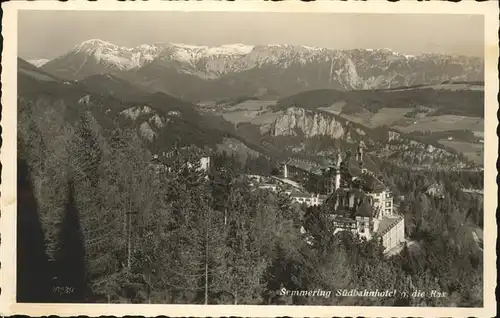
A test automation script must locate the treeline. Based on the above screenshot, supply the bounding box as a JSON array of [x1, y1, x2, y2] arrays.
[[17, 96, 482, 306]]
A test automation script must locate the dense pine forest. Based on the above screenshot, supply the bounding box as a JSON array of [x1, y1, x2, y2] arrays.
[[17, 95, 483, 306]]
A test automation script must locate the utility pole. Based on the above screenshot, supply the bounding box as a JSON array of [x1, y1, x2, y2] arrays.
[[126, 199, 138, 269], [126, 174, 134, 270], [224, 207, 227, 226], [127, 212, 132, 269]]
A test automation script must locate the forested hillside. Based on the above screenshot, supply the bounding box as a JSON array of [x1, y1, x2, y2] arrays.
[[17, 58, 483, 306], [17, 92, 483, 305]]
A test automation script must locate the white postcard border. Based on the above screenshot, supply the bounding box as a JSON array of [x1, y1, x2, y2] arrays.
[[1, 1, 498, 317]]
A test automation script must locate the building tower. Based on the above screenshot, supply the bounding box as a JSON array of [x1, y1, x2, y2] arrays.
[[356, 141, 364, 170], [281, 159, 292, 179], [335, 152, 342, 190]]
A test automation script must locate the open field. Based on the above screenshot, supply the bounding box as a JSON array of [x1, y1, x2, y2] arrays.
[[318, 101, 347, 115], [249, 111, 284, 126], [439, 139, 483, 164], [338, 110, 373, 127], [222, 109, 283, 127], [396, 115, 483, 133], [221, 100, 281, 132], [368, 107, 414, 127], [222, 111, 260, 125], [339, 109, 482, 132], [328, 107, 481, 133]]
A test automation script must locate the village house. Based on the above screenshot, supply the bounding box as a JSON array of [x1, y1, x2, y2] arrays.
[[255, 182, 324, 207], [286, 191, 322, 207], [280, 158, 318, 182]]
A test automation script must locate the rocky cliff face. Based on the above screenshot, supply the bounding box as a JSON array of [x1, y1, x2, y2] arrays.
[[272, 107, 348, 139], [270, 107, 469, 168]]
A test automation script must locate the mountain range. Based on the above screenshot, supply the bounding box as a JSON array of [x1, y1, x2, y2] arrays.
[[34, 39, 484, 102]]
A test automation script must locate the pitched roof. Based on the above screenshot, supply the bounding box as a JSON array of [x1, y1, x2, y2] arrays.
[[343, 149, 381, 178], [272, 176, 303, 190], [287, 159, 318, 172], [360, 173, 386, 193], [331, 215, 357, 224], [376, 216, 404, 236], [354, 198, 374, 218]]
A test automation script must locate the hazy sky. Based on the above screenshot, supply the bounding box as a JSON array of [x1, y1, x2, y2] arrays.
[[18, 11, 484, 60]]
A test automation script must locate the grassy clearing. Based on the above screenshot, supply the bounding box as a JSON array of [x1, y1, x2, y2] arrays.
[[318, 101, 346, 115], [439, 139, 484, 164], [334, 107, 412, 128], [250, 111, 284, 125], [222, 111, 260, 125], [396, 115, 483, 133], [338, 110, 373, 126], [222, 100, 281, 128], [222, 109, 283, 126], [369, 107, 413, 127], [338, 109, 482, 132]]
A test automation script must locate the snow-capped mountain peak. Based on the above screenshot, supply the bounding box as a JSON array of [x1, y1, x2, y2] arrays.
[[41, 39, 483, 95], [59, 39, 450, 74], [207, 44, 254, 56], [73, 39, 120, 54], [60, 40, 258, 71], [168, 43, 254, 57], [170, 43, 206, 50], [301, 45, 322, 51], [65, 39, 163, 70]]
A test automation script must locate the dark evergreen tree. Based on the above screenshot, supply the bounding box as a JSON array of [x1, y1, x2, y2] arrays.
[[17, 158, 52, 302], [54, 179, 88, 302]]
